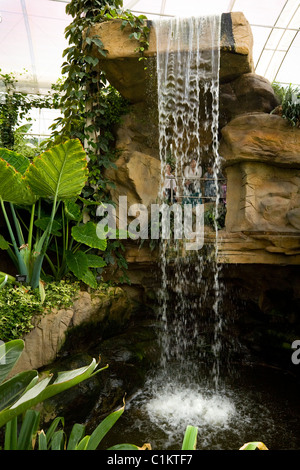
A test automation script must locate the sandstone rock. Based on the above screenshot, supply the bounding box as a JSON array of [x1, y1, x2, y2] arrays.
[[217, 231, 300, 265], [10, 288, 133, 375], [287, 208, 300, 230], [219, 73, 279, 128], [106, 103, 161, 210], [220, 114, 300, 168], [224, 161, 300, 233], [88, 12, 253, 102], [10, 308, 73, 374], [220, 113, 300, 239], [106, 150, 161, 210]]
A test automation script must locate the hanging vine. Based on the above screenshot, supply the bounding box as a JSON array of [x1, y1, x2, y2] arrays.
[[49, 0, 150, 281]]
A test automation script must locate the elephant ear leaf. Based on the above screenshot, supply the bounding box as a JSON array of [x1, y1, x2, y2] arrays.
[[0, 158, 36, 205], [71, 222, 107, 251], [24, 139, 88, 201], [0, 148, 30, 175]]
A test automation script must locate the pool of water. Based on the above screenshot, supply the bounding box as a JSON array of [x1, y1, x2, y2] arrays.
[[99, 362, 300, 450]]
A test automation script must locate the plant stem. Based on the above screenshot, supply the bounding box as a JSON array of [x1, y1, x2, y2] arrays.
[[0, 198, 27, 276]]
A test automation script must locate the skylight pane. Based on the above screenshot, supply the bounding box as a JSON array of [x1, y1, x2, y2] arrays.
[[288, 4, 300, 27], [255, 49, 274, 77], [251, 26, 272, 66], [232, 0, 286, 26], [278, 29, 297, 50], [265, 27, 284, 49], [275, 0, 299, 27], [275, 34, 300, 85]]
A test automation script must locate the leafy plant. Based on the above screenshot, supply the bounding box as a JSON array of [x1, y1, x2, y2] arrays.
[[0, 71, 55, 150], [0, 339, 148, 451], [4, 403, 126, 450], [0, 139, 107, 295], [0, 339, 104, 430], [49, 0, 151, 283], [271, 82, 300, 128], [0, 281, 80, 342]]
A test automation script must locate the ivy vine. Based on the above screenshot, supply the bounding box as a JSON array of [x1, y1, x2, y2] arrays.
[[49, 0, 150, 281]]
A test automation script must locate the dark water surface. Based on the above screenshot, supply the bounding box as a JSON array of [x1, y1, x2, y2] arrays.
[[99, 362, 300, 451]]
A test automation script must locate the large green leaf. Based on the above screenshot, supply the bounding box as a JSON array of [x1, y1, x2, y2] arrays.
[[65, 250, 89, 279], [65, 250, 104, 288], [0, 235, 9, 250], [24, 139, 88, 201], [0, 358, 101, 428], [82, 403, 125, 450], [0, 371, 38, 411], [0, 340, 25, 384], [34, 217, 62, 236], [64, 200, 82, 222], [85, 254, 106, 268], [71, 222, 107, 250], [67, 423, 86, 450], [78, 269, 98, 289], [0, 148, 30, 175], [0, 159, 36, 205]]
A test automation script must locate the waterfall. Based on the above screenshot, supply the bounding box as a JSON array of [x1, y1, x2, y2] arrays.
[[123, 16, 237, 448], [154, 15, 223, 389]]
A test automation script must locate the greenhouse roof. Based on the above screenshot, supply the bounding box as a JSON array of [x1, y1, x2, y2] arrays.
[[0, 0, 299, 95]]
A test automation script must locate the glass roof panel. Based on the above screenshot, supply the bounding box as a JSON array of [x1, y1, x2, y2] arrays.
[[231, 0, 287, 26], [0, 0, 299, 99]]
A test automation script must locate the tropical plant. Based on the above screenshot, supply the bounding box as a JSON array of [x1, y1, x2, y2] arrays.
[[272, 82, 300, 128], [0, 139, 107, 297], [0, 281, 79, 342], [181, 425, 198, 450], [0, 339, 105, 430], [0, 339, 148, 451], [3, 403, 127, 450], [0, 71, 55, 150]]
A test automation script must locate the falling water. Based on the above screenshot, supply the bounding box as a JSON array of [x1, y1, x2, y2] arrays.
[[136, 14, 237, 441], [155, 15, 223, 387]]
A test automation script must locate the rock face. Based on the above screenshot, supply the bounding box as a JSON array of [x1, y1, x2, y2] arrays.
[[218, 113, 300, 263], [88, 12, 254, 103], [10, 287, 133, 375], [219, 73, 279, 128], [86, 12, 300, 270]]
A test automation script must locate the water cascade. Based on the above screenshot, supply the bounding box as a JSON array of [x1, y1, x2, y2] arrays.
[[155, 14, 223, 388], [131, 15, 237, 447], [97, 15, 300, 451]]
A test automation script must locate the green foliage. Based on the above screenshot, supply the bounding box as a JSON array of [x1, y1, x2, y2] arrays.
[[204, 204, 226, 230], [181, 425, 198, 450], [0, 281, 79, 341], [271, 82, 300, 128], [0, 71, 56, 150], [3, 403, 126, 450], [48, 0, 150, 283], [0, 139, 107, 293], [0, 339, 103, 430]]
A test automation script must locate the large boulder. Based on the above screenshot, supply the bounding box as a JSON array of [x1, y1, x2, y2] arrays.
[[220, 113, 300, 168], [220, 113, 300, 237], [219, 73, 279, 128]]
